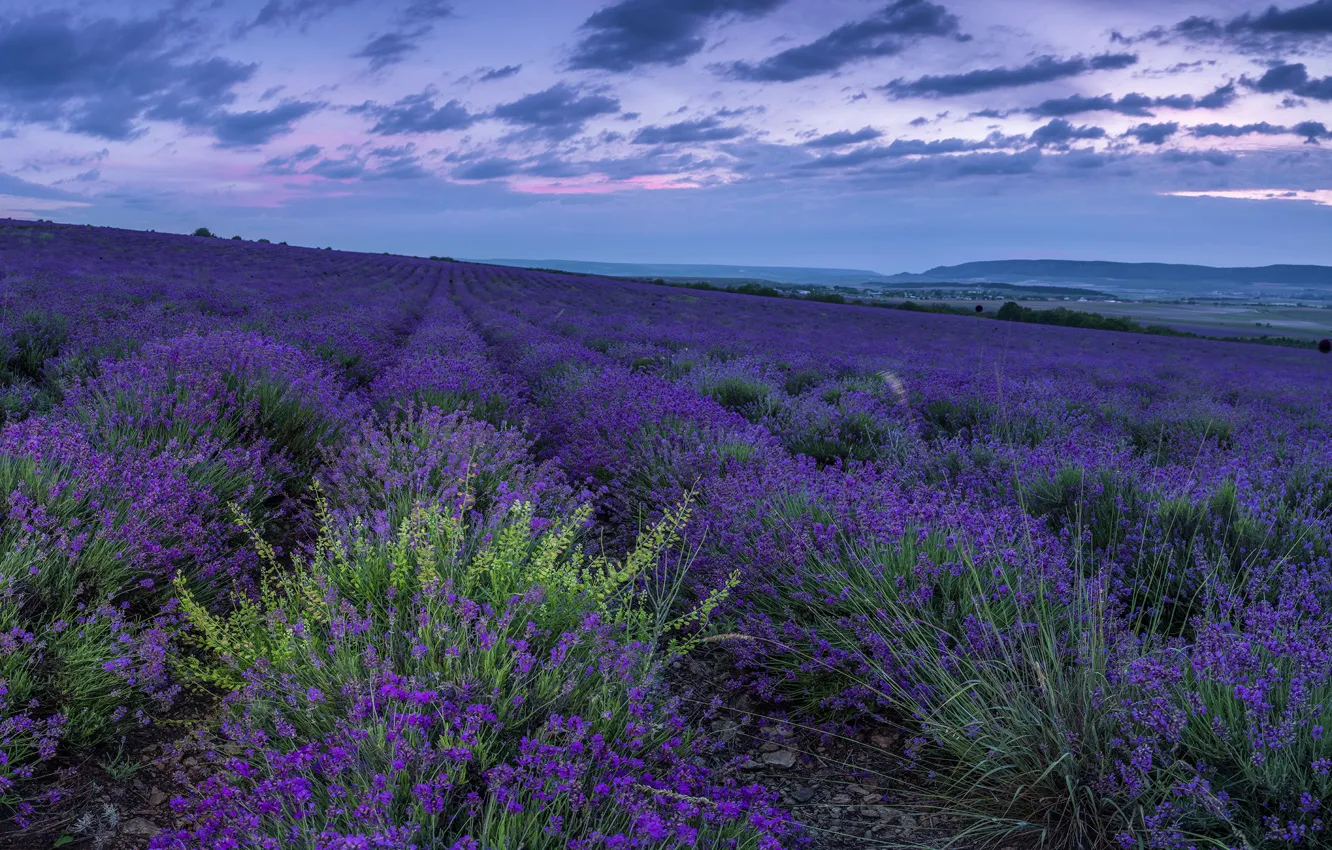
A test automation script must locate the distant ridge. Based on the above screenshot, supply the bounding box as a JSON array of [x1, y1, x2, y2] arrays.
[[474, 258, 888, 287], [477, 257, 1332, 298], [894, 259, 1332, 288]]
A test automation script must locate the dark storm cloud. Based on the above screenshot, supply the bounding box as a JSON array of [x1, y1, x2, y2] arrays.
[[879, 53, 1137, 99], [567, 0, 786, 73], [1029, 118, 1106, 147], [0, 11, 264, 142], [478, 65, 523, 82], [719, 0, 966, 83], [1122, 121, 1179, 145], [1244, 63, 1332, 101], [351, 90, 477, 134], [492, 83, 620, 140], [1027, 83, 1236, 118], [631, 116, 747, 144], [803, 127, 883, 147]]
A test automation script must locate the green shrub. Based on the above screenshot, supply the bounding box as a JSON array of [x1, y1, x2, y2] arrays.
[[781, 368, 822, 395], [742, 531, 1194, 848], [921, 396, 996, 439], [176, 494, 734, 711], [701, 376, 773, 422]]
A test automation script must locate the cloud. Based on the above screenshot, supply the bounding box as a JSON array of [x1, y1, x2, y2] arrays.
[[237, 0, 365, 33], [1191, 121, 1290, 137], [369, 155, 430, 180], [1237, 0, 1332, 36], [1134, 1, 1332, 51], [798, 132, 1021, 168], [397, 0, 454, 24], [308, 155, 365, 179], [1161, 149, 1236, 166], [261, 143, 433, 180], [210, 101, 322, 148], [1196, 119, 1330, 143], [1166, 188, 1332, 207], [879, 53, 1137, 98], [790, 147, 1047, 182], [261, 144, 323, 174], [0, 171, 85, 200], [1294, 119, 1332, 142], [525, 155, 601, 179], [1244, 63, 1332, 101], [804, 127, 883, 147], [1027, 82, 1236, 118], [1029, 93, 1153, 118], [454, 157, 523, 180], [1122, 121, 1179, 145], [1029, 118, 1106, 147], [352, 90, 477, 134], [1184, 120, 1331, 145], [351, 3, 451, 71], [632, 116, 747, 144], [719, 0, 966, 83], [492, 83, 620, 140], [567, 0, 786, 73], [478, 64, 522, 82], [933, 149, 1042, 176], [354, 29, 430, 71], [0, 11, 263, 142]]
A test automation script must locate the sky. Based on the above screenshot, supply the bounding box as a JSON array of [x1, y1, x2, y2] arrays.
[[0, 0, 1330, 272]]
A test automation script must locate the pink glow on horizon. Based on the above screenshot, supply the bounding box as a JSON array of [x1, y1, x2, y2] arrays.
[[507, 173, 706, 195], [0, 195, 92, 220]]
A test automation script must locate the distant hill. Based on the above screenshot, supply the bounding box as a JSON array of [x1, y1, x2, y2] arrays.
[[474, 259, 889, 287], [892, 260, 1332, 295], [477, 257, 1332, 300]]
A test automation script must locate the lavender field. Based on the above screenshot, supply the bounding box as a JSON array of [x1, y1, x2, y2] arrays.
[[2, 218, 1331, 849]]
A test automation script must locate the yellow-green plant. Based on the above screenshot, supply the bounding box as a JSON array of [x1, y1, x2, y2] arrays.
[[175, 488, 734, 696], [173, 504, 324, 692]]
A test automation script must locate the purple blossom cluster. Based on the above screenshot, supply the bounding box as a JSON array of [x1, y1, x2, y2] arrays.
[[2, 219, 1331, 847]]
